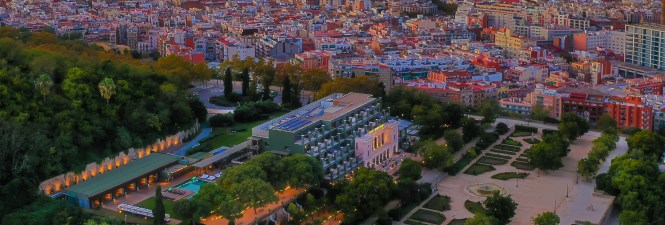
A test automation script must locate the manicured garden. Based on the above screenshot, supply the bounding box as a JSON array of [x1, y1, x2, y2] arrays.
[[489, 148, 517, 155], [445, 150, 479, 175], [478, 156, 509, 165], [484, 152, 512, 159], [447, 218, 468, 225], [523, 138, 541, 144], [510, 131, 532, 137], [493, 144, 521, 152], [501, 138, 522, 146], [408, 209, 446, 224], [491, 172, 529, 180], [404, 219, 429, 225], [511, 161, 535, 171], [423, 195, 451, 212], [464, 200, 487, 215], [464, 163, 496, 175]]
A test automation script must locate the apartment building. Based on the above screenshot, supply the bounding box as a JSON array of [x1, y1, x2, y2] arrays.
[[625, 23, 665, 70], [250, 93, 403, 180], [606, 96, 654, 131]]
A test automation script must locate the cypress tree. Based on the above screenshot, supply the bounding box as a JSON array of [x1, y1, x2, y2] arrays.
[[241, 68, 250, 96], [153, 186, 165, 225], [224, 67, 233, 97], [282, 76, 292, 107]]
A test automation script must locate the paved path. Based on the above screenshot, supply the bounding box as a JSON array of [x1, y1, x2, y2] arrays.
[[558, 136, 627, 225], [172, 127, 212, 156]]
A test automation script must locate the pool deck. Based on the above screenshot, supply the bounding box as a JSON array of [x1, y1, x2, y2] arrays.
[[101, 169, 221, 214]]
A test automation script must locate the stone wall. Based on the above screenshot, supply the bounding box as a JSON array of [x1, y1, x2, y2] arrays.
[[39, 123, 200, 195]]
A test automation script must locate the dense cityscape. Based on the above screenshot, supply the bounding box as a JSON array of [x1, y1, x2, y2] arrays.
[[0, 0, 664, 225]]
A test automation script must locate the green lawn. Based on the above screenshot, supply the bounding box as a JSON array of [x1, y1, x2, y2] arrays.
[[524, 138, 541, 144], [494, 144, 521, 152], [135, 197, 181, 220], [446, 151, 479, 175], [511, 161, 535, 171], [448, 218, 468, 225], [489, 148, 518, 156], [478, 156, 509, 165], [404, 220, 429, 225], [464, 200, 488, 215], [189, 111, 289, 155], [501, 138, 522, 146], [510, 131, 532, 137], [84, 208, 151, 224], [464, 163, 496, 175], [423, 195, 451, 212], [491, 172, 529, 180], [485, 152, 513, 159], [409, 209, 446, 224]]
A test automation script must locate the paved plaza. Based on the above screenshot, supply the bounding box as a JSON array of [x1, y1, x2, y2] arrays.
[[429, 118, 625, 225]]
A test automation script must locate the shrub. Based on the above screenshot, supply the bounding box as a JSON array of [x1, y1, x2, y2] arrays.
[[476, 132, 499, 150], [495, 122, 509, 135], [542, 129, 559, 136], [209, 113, 235, 127], [515, 125, 538, 133], [543, 117, 559, 124], [233, 100, 280, 122]]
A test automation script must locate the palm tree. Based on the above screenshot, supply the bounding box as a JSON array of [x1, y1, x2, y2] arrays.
[[98, 77, 116, 104], [35, 74, 53, 102]]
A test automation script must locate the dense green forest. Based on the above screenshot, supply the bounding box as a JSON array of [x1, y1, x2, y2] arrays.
[[0, 27, 206, 223]]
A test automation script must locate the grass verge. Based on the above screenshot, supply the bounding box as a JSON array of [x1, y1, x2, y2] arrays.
[[478, 156, 509, 165], [491, 172, 529, 180], [464, 163, 496, 175], [423, 195, 451, 212], [409, 209, 446, 224], [511, 161, 535, 171], [464, 200, 488, 215]]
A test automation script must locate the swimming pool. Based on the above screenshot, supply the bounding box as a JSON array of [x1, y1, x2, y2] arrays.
[[170, 178, 207, 198]]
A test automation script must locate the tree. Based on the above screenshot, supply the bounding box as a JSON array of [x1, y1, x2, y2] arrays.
[[626, 130, 664, 156], [98, 77, 117, 104], [217, 195, 243, 225], [462, 118, 480, 142], [335, 168, 393, 223], [532, 211, 560, 225], [558, 112, 590, 141], [597, 113, 617, 133], [153, 186, 165, 225], [480, 100, 499, 124], [246, 152, 286, 188], [417, 140, 454, 169], [530, 104, 549, 121], [444, 130, 464, 152], [578, 157, 600, 181], [241, 68, 250, 96], [398, 158, 422, 181], [224, 66, 233, 97], [231, 178, 278, 213], [155, 55, 196, 85], [483, 192, 517, 225], [619, 210, 648, 225], [465, 213, 496, 225], [281, 154, 323, 188], [301, 68, 331, 91], [218, 164, 267, 189], [495, 122, 509, 135], [173, 199, 212, 225], [282, 75, 293, 107], [527, 140, 564, 172], [35, 74, 53, 101]]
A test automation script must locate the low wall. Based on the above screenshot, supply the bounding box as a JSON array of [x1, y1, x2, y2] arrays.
[[39, 123, 200, 195]]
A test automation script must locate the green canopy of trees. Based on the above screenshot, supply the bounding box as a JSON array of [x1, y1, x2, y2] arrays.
[[526, 132, 569, 172], [483, 192, 518, 225], [385, 87, 463, 137], [0, 28, 205, 221], [531, 211, 560, 225], [398, 158, 422, 181], [415, 140, 454, 170], [596, 130, 665, 224], [335, 167, 393, 223], [557, 113, 590, 141]]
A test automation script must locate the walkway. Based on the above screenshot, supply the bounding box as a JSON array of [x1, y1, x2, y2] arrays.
[[171, 127, 212, 156]]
